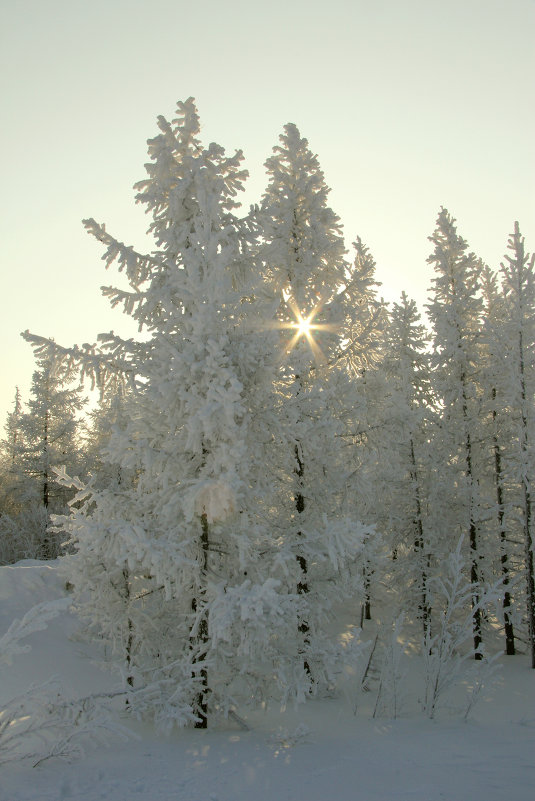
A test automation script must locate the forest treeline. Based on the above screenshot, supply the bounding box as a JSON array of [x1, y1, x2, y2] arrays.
[[0, 99, 533, 728]]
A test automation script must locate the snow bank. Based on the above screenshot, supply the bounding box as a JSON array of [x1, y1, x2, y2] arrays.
[[1, 561, 534, 801]]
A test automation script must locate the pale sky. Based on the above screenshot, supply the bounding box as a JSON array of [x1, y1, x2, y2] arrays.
[[1, 0, 534, 426]]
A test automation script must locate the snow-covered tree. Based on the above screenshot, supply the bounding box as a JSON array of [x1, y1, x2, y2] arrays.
[[257, 123, 373, 683], [500, 223, 535, 667], [339, 237, 388, 375], [426, 209, 486, 658], [480, 266, 518, 655], [24, 100, 371, 727], [1, 388, 22, 466], [81, 383, 134, 491], [379, 293, 435, 634], [0, 390, 24, 563], [0, 360, 86, 562], [33, 99, 272, 728], [0, 389, 23, 507], [336, 238, 389, 625]]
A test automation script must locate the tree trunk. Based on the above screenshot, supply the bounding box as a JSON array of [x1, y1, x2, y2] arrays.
[[507, 223, 534, 667], [462, 382, 482, 660], [192, 512, 210, 727], [491, 394, 515, 655], [295, 442, 311, 676], [122, 565, 134, 690], [518, 332, 535, 668], [409, 437, 430, 638], [41, 405, 53, 559]]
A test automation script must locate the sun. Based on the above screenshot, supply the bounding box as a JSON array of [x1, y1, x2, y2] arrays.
[[279, 299, 337, 364], [294, 314, 313, 339]]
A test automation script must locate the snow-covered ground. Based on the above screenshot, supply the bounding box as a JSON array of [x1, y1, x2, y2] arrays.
[[1, 561, 534, 801]]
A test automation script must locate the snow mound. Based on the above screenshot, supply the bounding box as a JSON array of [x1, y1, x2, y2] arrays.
[[0, 561, 112, 706]]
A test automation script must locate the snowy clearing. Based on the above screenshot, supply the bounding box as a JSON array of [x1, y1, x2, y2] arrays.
[[1, 561, 533, 801]]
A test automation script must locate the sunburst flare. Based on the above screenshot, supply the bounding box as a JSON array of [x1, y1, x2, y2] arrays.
[[280, 298, 337, 365]]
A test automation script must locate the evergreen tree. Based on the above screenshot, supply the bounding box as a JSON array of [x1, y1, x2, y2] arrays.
[[0, 361, 85, 562], [45, 99, 267, 727], [480, 266, 517, 655], [500, 223, 535, 667], [258, 123, 372, 684], [2, 387, 22, 465], [25, 101, 370, 726], [340, 238, 388, 624], [82, 383, 133, 490], [0, 389, 24, 563], [426, 209, 486, 658], [380, 293, 434, 634]]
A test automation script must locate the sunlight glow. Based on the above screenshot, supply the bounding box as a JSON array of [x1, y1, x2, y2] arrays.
[[279, 298, 337, 365], [295, 315, 313, 339]]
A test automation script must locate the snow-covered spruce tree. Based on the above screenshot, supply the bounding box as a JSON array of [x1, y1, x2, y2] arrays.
[[1, 388, 23, 468], [480, 266, 518, 655], [379, 293, 435, 635], [338, 238, 389, 625], [420, 536, 500, 719], [339, 236, 388, 376], [257, 123, 373, 690], [426, 209, 487, 658], [0, 389, 24, 563], [82, 382, 134, 491], [25, 99, 326, 727], [500, 223, 535, 667], [0, 389, 23, 506], [1, 359, 86, 561]]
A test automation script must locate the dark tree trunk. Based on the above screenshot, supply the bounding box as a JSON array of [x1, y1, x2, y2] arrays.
[[359, 560, 373, 626], [295, 442, 311, 675], [462, 381, 482, 660], [508, 224, 534, 667], [491, 394, 515, 655], [123, 565, 134, 690], [410, 438, 430, 638], [41, 406, 53, 560], [519, 335, 535, 668], [192, 513, 210, 727]]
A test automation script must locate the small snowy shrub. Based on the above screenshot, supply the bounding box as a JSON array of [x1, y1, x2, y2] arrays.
[[373, 615, 409, 719], [421, 537, 500, 719]]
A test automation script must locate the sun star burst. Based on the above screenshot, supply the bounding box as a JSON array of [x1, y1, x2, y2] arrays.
[[280, 298, 336, 365]]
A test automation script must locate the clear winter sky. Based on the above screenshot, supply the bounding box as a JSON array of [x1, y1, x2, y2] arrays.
[[1, 0, 534, 425]]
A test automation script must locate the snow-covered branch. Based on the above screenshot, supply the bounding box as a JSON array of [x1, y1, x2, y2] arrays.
[[21, 331, 136, 391], [83, 218, 163, 289]]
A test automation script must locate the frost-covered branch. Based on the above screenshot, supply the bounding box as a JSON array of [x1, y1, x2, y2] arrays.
[[0, 597, 133, 766], [21, 331, 137, 392], [0, 598, 70, 666], [83, 218, 163, 289], [0, 683, 132, 767]]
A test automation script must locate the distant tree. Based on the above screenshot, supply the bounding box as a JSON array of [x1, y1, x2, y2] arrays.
[[426, 208, 486, 658], [0, 389, 24, 563], [340, 237, 388, 375], [480, 266, 517, 655], [340, 238, 388, 624], [82, 383, 133, 490], [500, 222, 535, 667], [0, 361, 85, 562], [1, 387, 22, 466], [380, 293, 435, 635], [0, 388, 23, 508]]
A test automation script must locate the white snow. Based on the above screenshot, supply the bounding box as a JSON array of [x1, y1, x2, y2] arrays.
[[1, 561, 534, 801]]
